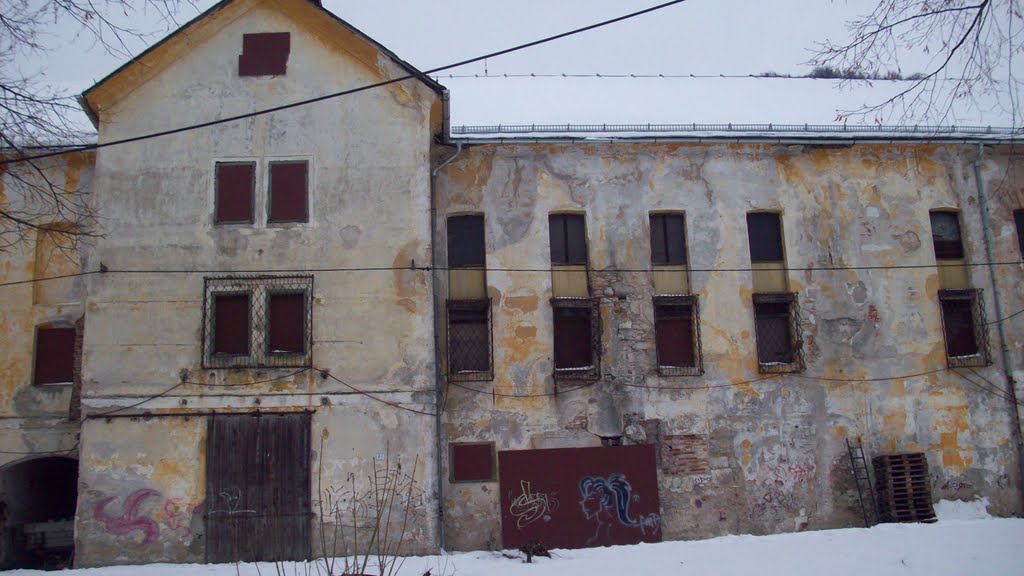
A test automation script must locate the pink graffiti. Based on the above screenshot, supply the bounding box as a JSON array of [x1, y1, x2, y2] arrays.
[[941, 480, 973, 492], [161, 498, 195, 537], [95, 489, 161, 545], [760, 462, 816, 486]]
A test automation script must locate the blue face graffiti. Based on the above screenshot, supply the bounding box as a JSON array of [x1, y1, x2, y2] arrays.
[[578, 474, 661, 545]]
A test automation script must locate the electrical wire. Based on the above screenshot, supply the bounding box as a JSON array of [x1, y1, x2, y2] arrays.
[[0, 0, 692, 167], [0, 442, 80, 457], [318, 369, 437, 417]]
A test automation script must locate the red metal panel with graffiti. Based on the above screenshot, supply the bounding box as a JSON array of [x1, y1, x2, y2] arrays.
[[498, 445, 662, 550]]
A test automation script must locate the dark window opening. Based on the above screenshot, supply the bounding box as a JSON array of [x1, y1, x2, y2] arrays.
[[753, 293, 804, 372], [939, 289, 991, 367], [747, 212, 785, 263], [650, 213, 687, 265], [268, 293, 306, 354], [213, 293, 250, 356], [549, 214, 587, 265], [655, 296, 701, 375], [215, 162, 255, 224], [447, 300, 491, 379], [930, 211, 965, 260], [553, 299, 599, 380], [448, 215, 485, 268], [600, 436, 623, 447], [1014, 209, 1024, 258], [34, 327, 75, 385], [238, 32, 290, 77], [268, 161, 308, 223], [450, 443, 495, 482], [0, 457, 79, 570]]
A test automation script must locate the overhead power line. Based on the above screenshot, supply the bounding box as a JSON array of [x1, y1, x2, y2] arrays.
[[0, 0, 691, 166]]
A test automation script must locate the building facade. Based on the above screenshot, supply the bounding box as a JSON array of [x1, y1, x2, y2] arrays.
[[0, 0, 1022, 568]]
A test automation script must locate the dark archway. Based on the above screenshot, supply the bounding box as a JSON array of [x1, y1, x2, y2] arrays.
[[0, 456, 78, 570]]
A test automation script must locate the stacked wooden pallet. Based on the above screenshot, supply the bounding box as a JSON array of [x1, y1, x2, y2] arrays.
[[873, 452, 936, 523]]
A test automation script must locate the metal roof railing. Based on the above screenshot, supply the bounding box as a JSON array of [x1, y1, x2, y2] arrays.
[[451, 123, 1022, 137]]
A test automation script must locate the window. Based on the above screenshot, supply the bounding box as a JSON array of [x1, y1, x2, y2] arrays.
[[654, 296, 701, 376], [215, 162, 255, 224], [930, 211, 964, 260], [552, 298, 600, 380], [747, 212, 785, 263], [203, 275, 313, 368], [447, 300, 492, 380], [238, 32, 290, 77], [34, 326, 75, 385], [549, 214, 587, 266], [752, 293, 804, 373], [939, 289, 991, 367], [448, 215, 485, 268], [650, 213, 687, 265], [268, 161, 308, 223], [449, 442, 496, 483], [1014, 209, 1023, 258]]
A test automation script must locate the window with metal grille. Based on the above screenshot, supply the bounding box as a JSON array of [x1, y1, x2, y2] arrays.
[[650, 213, 687, 265], [938, 289, 991, 367], [549, 214, 588, 265], [238, 32, 290, 77], [448, 215, 485, 268], [215, 162, 255, 224], [450, 442, 496, 483], [654, 295, 702, 376], [747, 212, 784, 263], [930, 211, 965, 260], [268, 161, 308, 223], [552, 298, 600, 380], [753, 293, 804, 373], [1015, 209, 1024, 258], [34, 326, 75, 385], [203, 275, 313, 368], [447, 299, 492, 380]]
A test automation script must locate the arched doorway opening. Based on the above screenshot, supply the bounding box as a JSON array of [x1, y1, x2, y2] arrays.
[[0, 456, 78, 570]]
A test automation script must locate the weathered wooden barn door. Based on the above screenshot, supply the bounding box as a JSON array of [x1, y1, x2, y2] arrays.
[[206, 412, 311, 563], [499, 445, 661, 550]]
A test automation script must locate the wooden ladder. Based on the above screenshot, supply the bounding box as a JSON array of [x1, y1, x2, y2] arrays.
[[846, 437, 878, 527]]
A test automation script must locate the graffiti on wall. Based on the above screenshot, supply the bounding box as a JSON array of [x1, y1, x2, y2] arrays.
[[578, 474, 661, 545], [509, 480, 558, 528], [95, 488, 202, 545]]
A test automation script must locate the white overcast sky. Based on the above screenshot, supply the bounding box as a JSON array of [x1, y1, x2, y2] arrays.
[[14, 0, 1021, 128]]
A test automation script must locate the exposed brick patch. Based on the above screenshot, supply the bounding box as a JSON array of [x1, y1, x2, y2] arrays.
[[663, 434, 710, 475]]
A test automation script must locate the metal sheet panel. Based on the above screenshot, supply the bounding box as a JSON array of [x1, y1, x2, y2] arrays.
[[498, 445, 661, 550]]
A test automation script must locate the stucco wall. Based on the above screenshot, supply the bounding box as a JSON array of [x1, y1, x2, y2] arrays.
[[435, 141, 1024, 549]]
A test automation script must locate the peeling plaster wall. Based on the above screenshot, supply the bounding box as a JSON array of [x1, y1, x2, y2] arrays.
[[435, 142, 1023, 550], [74, 2, 441, 565]]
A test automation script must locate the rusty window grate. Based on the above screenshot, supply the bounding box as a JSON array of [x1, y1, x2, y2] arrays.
[[549, 213, 588, 265], [34, 326, 75, 385], [238, 32, 290, 77], [449, 442, 496, 483], [447, 299, 493, 381], [753, 292, 804, 373], [268, 161, 308, 223], [650, 213, 687, 265], [552, 297, 600, 380], [203, 275, 313, 369], [939, 289, 991, 367], [929, 211, 965, 260], [654, 295, 703, 376], [747, 212, 784, 263], [215, 162, 255, 224]]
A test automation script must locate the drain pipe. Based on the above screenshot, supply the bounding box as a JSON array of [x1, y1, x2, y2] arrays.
[[972, 143, 1024, 515], [430, 139, 463, 551]]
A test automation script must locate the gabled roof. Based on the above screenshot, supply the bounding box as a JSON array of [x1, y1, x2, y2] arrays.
[[79, 0, 445, 127]]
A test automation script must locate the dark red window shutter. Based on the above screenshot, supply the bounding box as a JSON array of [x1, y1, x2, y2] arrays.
[[930, 211, 965, 260], [451, 443, 495, 482], [34, 327, 75, 385], [940, 297, 979, 357], [650, 213, 687, 265], [238, 32, 290, 77], [215, 163, 255, 223], [655, 303, 695, 367], [214, 294, 250, 355], [269, 293, 306, 354], [269, 162, 308, 222], [754, 301, 793, 363], [553, 305, 593, 369], [747, 212, 784, 263]]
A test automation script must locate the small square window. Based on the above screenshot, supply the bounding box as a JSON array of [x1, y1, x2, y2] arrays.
[[747, 212, 785, 263], [450, 442, 496, 483], [215, 162, 255, 224], [654, 296, 702, 376], [268, 161, 308, 223], [34, 327, 75, 385], [447, 299, 492, 380], [930, 211, 965, 260], [938, 289, 991, 367], [753, 293, 804, 373], [552, 298, 600, 380], [549, 214, 587, 266], [650, 213, 687, 265], [238, 32, 290, 77]]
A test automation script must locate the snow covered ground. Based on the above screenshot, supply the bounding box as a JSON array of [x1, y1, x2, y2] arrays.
[[8, 500, 1021, 575]]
